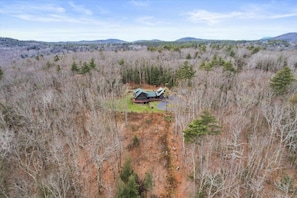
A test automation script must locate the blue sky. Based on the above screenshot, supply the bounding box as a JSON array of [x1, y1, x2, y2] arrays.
[[0, 0, 297, 41]]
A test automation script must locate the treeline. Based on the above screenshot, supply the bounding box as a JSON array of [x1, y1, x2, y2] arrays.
[[199, 54, 237, 72], [120, 61, 196, 87], [71, 58, 96, 74], [121, 64, 177, 87]]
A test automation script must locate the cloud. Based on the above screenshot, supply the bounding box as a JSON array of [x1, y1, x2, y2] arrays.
[[185, 10, 242, 25], [97, 6, 110, 15], [136, 16, 162, 26], [184, 7, 297, 25], [239, 3, 297, 20], [129, 0, 150, 7], [266, 12, 297, 19], [0, 1, 107, 24], [13, 12, 107, 25], [0, 3, 74, 23], [0, 3, 66, 15], [15, 14, 78, 23], [68, 1, 92, 15]]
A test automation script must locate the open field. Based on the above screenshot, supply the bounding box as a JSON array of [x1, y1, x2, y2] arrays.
[[107, 92, 164, 113]]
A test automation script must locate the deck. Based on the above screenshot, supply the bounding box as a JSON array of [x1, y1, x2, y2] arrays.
[[132, 98, 163, 104]]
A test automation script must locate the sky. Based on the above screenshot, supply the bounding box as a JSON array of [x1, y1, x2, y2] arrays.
[[0, 0, 297, 42]]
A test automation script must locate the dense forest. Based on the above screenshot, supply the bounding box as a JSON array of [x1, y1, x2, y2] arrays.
[[1, 40, 297, 197]]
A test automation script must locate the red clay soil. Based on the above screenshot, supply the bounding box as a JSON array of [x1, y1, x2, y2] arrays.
[[116, 112, 192, 197], [76, 112, 192, 198]]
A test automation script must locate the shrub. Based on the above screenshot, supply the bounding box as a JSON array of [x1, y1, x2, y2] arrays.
[[186, 53, 192, 59], [164, 115, 173, 122], [276, 174, 295, 193], [54, 54, 60, 62], [132, 135, 139, 147], [288, 93, 297, 104], [44, 61, 52, 69]]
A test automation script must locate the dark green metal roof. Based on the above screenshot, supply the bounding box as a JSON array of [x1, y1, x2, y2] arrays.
[[134, 88, 146, 98], [146, 91, 157, 98], [134, 88, 160, 99]]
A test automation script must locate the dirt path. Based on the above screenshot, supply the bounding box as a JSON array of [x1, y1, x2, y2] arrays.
[[165, 114, 191, 198]]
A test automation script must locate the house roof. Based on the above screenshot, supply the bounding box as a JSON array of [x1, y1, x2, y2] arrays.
[[133, 87, 164, 98], [146, 91, 157, 98], [134, 88, 146, 98], [156, 87, 164, 96], [134, 88, 142, 94]]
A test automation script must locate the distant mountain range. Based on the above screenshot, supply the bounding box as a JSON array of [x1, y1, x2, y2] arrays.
[[175, 37, 202, 42], [268, 32, 297, 42], [1, 32, 297, 46], [74, 39, 127, 44], [173, 33, 297, 43], [133, 39, 163, 43]]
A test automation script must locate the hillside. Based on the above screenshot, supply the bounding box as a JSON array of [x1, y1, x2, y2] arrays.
[[175, 37, 202, 42], [75, 39, 127, 44], [1, 31, 296, 50], [269, 32, 297, 42], [1, 40, 297, 197]]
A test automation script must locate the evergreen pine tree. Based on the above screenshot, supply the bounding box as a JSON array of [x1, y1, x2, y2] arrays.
[[71, 61, 79, 72], [186, 53, 192, 59], [143, 172, 153, 191], [117, 174, 140, 198], [81, 62, 90, 74], [199, 60, 212, 71], [0, 67, 3, 80], [177, 61, 196, 80], [183, 110, 221, 143], [120, 158, 133, 183], [117, 158, 141, 198], [270, 66, 295, 95], [117, 179, 129, 198], [126, 174, 140, 198], [56, 65, 61, 73], [223, 61, 236, 73], [54, 54, 60, 62], [89, 58, 96, 69]]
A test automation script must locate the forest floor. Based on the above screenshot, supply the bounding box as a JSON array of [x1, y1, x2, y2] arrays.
[[77, 111, 192, 198], [116, 112, 192, 197]]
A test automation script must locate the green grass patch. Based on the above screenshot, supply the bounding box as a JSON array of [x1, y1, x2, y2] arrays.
[[106, 93, 163, 113]]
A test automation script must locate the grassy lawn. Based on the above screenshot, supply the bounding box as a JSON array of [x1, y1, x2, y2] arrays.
[[107, 93, 163, 113]]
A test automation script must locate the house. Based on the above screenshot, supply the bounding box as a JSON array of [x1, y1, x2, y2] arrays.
[[133, 87, 165, 103], [156, 87, 165, 97]]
